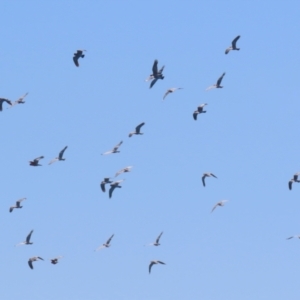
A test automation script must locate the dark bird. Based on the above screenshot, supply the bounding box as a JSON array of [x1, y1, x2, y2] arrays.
[[145, 232, 163, 247], [49, 146, 68, 165], [95, 234, 114, 251], [100, 178, 113, 192], [286, 235, 300, 240], [0, 98, 12, 111], [211, 200, 228, 213], [145, 60, 165, 88], [149, 260, 165, 274], [225, 35, 240, 54], [206, 73, 226, 90], [102, 141, 123, 155], [202, 173, 217, 187], [289, 173, 300, 190], [109, 180, 124, 198], [193, 103, 207, 120], [163, 88, 183, 100], [29, 156, 44, 166], [9, 198, 26, 213], [129, 123, 145, 137], [73, 50, 86, 67], [50, 256, 63, 264], [10, 92, 29, 107], [16, 230, 34, 246], [28, 257, 44, 269]]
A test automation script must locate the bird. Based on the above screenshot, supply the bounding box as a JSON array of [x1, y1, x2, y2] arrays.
[[9, 197, 26, 213], [29, 156, 44, 166], [145, 232, 163, 246], [193, 103, 207, 120], [115, 166, 132, 177], [163, 88, 183, 100], [95, 234, 114, 251], [289, 172, 300, 190], [28, 257, 44, 269], [129, 123, 145, 137], [50, 256, 63, 264], [149, 260, 165, 274], [48, 146, 68, 165], [16, 230, 34, 246], [10, 92, 29, 107], [101, 141, 123, 155], [286, 235, 300, 240], [202, 173, 217, 187], [206, 73, 226, 90], [73, 50, 86, 67], [211, 200, 228, 213], [225, 35, 240, 54], [145, 60, 165, 88], [100, 178, 113, 192], [109, 180, 124, 198], [0, 98, 12, 111]]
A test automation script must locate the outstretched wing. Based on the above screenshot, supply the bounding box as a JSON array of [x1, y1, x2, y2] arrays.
[[202, 175, 206, 187], [149, 261, 154, 273], [135, 122, 145, 133], [156, 232, 163, 243], [58, 146, 68, 159], [106, 234, 114, 245], [193, 111, 198, 120], [73, 57, 79, 67], [109, 185, 116, 198], [232, 35, 240, 48], [48, 158, 58, 165], [16, 198, 26, 207], [152, 60, 158, 75], [28, 260, 34, 269], [26, 230, 33, 243], [100, 182, 106, 192], [150, 78, 158, 89], [216, 73, 225, 86]]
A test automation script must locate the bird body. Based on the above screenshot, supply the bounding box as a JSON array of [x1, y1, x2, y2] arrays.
[[149, 260, 165, 273], [202, 172, 217, 187], [163, 88, 183, 100], [73, 50, 86, 67], [28, 256, 44, 269], [225, 35, 240, 54], [49, 146, 68, 165], [10, 92, 29, 107], [146, 60, 165, 88], [129, 123, 145, 137], [29, 156, 44, 166], [9, 198, 26, 213], [50, 256, 63, 264], [206, 73, 226, 90]]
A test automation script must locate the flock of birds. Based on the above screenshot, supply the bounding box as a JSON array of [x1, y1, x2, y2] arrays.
[[4, 35, 298, 273]]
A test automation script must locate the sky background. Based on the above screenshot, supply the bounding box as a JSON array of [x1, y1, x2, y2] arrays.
[[1, 1, 300, 299]]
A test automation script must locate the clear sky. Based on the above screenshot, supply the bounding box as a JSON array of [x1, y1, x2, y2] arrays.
[[2, 1, 300, 299]]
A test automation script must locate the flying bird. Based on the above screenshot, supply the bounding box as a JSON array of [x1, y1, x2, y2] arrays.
[[109, 180, 124, 198], [115, 166, 132, 177], [163, 88, 183, 100], [145, 232, 163, 246], [0, 98, 12, 111], [100, 178, 113, 192], [28, 257, 44, 269], [10, 92, 29, 107], [289, 172, 300, 190], [101, 141, 123, 155], [145, 60, 165, 88], [16, 230, 34, 246], [206, 73, 226, 90], [211, 200, 228, 213], [50, 256, 63, 264], [29, 156, 44, 166], [48, 146, 68, 165], [193, 103, 207, 120], [225, 35, 240, 54], [149, 260, 166, 274], [9, 198, 26, 213], [202, 173, 217, 187], [129, 123, 145, 137], [95, 234, 114, 251], [73, 50, 86, 67], [286, 235, 300, 240]]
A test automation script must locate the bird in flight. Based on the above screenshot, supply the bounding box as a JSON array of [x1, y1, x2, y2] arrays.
[[73, 50, 86, 67], [50, 256, 63, 264], [211, 200, 228, 213], [28, 257, 44, 269], [145, 232, 163, 246], [225, 35, 240, 54], [288, 172, 300, 190], [145, 60, 165, 88], [202, 173, 217, 187], [163, 88, 183, 100], [101, 141, 123, 155], [100, 178, 113, 192], [29, 156, 44, 166], [129, 123, 145, 137], [193, 104, 207, 120], [0, 98, 12, 111], [206, 73, 226, 90], [149, 260, 166, 274], [109, 180, 124, 198], [286, 235, 300, 240], [16, 230, 34, 246], [115, 166, 132, 177], [49, 146, 68, 165], [95, 234, 114, 251], [10, 92, 29, 107], [9, 198, 26, 213]]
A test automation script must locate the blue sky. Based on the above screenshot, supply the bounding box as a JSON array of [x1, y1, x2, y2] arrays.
[[2, 1, 300, 299]]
